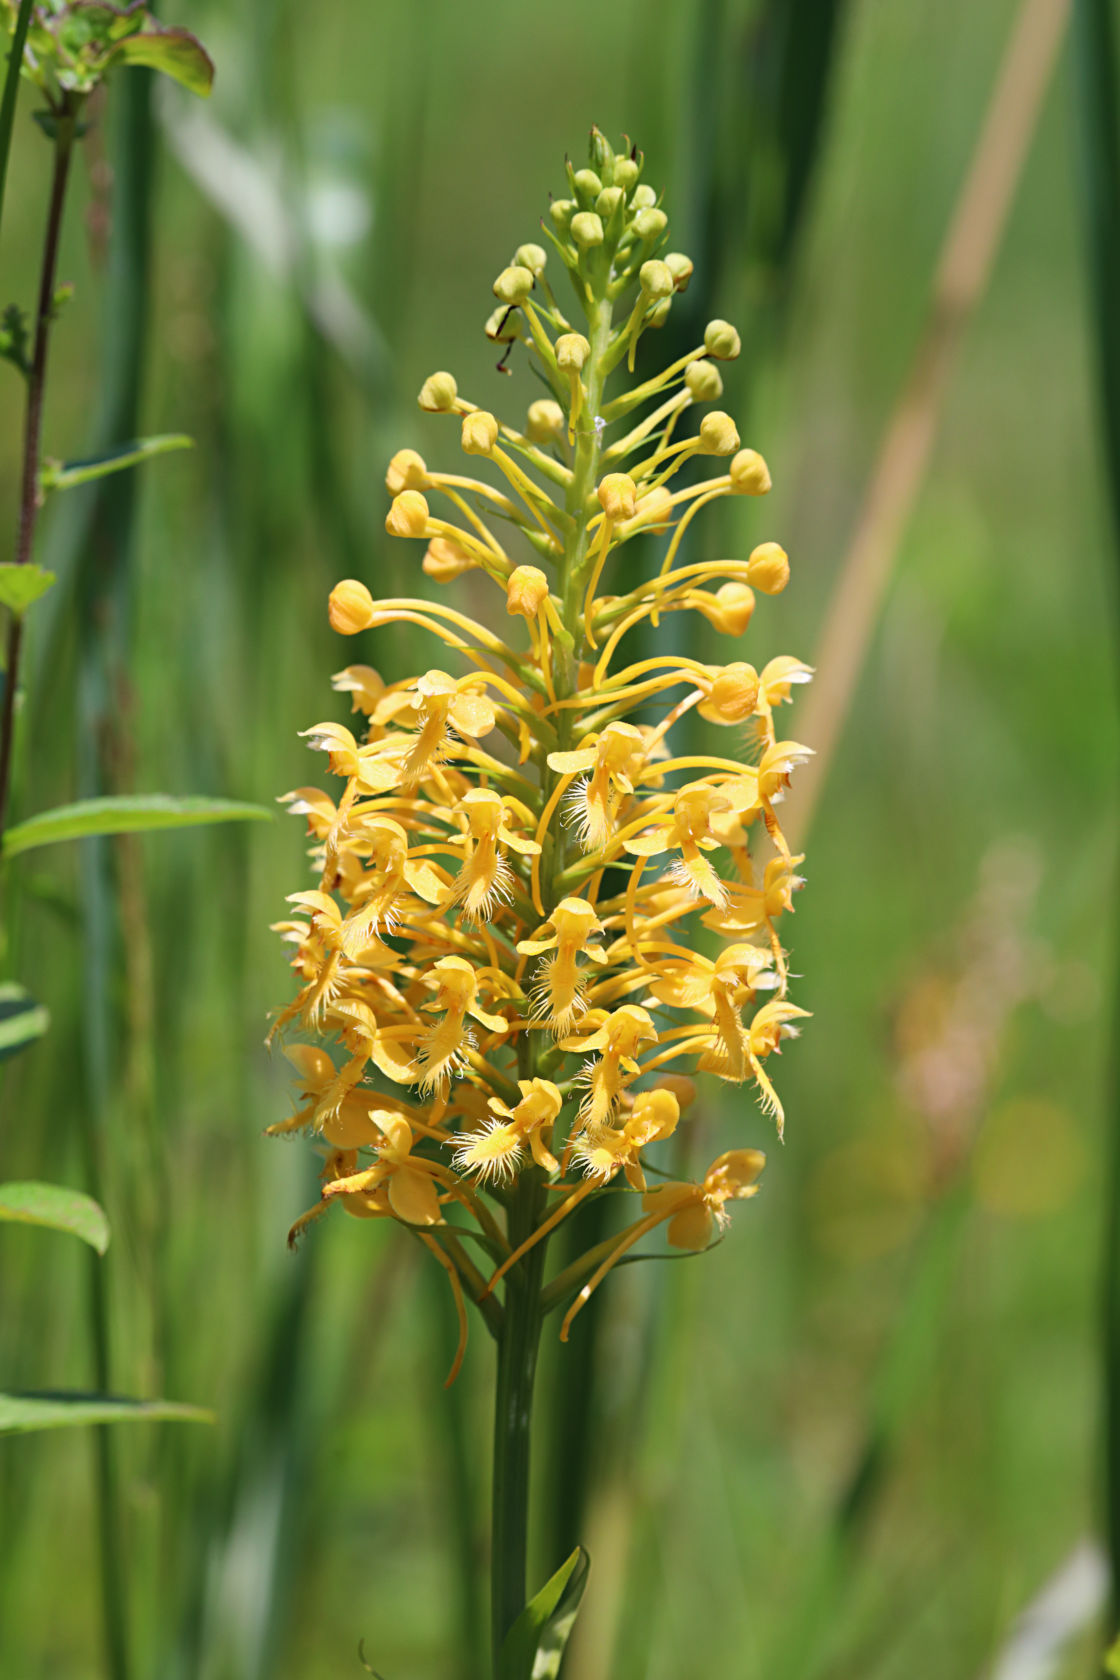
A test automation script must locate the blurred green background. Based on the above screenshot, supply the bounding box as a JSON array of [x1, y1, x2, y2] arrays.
[[1, 0, 1117, 1677]]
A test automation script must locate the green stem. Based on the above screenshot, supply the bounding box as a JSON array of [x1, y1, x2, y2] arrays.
[[0, 0, 33, 246]]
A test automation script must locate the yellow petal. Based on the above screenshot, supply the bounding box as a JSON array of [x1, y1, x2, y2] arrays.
[[388, 1168, 441, 1226]]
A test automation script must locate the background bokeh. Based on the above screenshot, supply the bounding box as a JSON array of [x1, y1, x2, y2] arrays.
[[1, 1, 1117, 1677]]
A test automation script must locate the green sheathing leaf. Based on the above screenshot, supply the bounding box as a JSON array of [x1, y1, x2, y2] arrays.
[[0, 983, 49, 1060], [3, 794, 272, 856], [499, 1547, 590, 1680], [0, 1392, 214, 1435], [0, 1181, 110, 1252], [40, 432, 193, 491]]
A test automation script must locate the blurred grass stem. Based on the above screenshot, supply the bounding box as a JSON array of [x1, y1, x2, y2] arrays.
[[0, 0, 33, 240], [784, 0, 1071, 849]]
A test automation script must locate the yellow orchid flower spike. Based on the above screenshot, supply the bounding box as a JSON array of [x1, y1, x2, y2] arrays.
[[270, 133, 818, 1648]]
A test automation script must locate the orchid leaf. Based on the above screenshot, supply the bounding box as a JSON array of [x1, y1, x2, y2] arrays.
[[3, 795, 272, 857], [499, 1547, 590, 1680], [0, 1181, 109, 1252]]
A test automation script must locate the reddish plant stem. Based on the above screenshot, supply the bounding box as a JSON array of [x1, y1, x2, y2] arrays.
[[0, 100, 79, 837]]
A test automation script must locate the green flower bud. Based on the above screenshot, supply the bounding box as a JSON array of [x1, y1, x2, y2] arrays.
[[572, 168, 602, 204], [555, 332, 590, 370], [647, 297, 672, 327], [589, 127, 614, 176], [493, 265, 534, 303], [614, 157, 640, 191], [571, 211, 605, 249], [729, 448, 772, 494], [633, 207, 668, 241], [639, 259, 674, 299], [485, 306, 522, 343], [685, 359, 723, 402], [631, 184, 657, 210], [526, 398, 565, 442], [550, 198, 575, 231], [418, 370, 458, 412], [698, 411, 740, 455], [461, 411, 499, 455], [515, 242, 547, 276], [704, 319, 742, 360], [665, 252, 694, 291], [596, 186, 624, 220]]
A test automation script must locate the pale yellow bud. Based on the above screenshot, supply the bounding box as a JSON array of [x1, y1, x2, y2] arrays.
[[550, 198, 575, 230], [328, 578, 376, 635], [614, 157, 640, 191], [633, 207, 668, 240], [647, 297, 672, 327], [639, 259, 674, 299], [423, 536, 476, 582], [485, 306, 522, 343], [630, 485, 673, 531], [702, 581, 755, 636], [418, 370, 458, 411], [665, 252, 693, 291], [526, 399, 565, 442], [461, 410, 499, 456], [746, 541, 790, 594], [704, 319, 742, 360], [515, 242, 547, 276], [698, 411, 740, 455], [596, 186, 624, 219], [654, 1073, 697, 1112], [385, 490, 430, 538], [556, 333, 590, 371], [385, 448, 429, 496], [598, 472, 637, 522], [506, 565, 550, 619], [631, 183, 657, 210], [572, 168, 602, 202], [729, 448, 772, 495], [493, 264, 534, 303], [571, 211, 604, 249], [685, 359, 723, 402], [706, 663, 760, 722]]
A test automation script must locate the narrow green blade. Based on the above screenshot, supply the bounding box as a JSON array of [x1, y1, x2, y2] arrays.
[[0, 1181, 110, 1252], [499, 1547, 590, 1680], [0, 983, 49, 1060], [3, 794, 272, 856], [0, 1392, 214, 1435]]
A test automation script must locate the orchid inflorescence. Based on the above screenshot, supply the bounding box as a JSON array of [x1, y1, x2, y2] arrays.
[[270, 129, 813, 1380]]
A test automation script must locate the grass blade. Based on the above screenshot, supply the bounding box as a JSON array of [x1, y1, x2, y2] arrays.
[[2, 794, 272, 856], [0, 1392, 213, 1434], [0, 0, 32, 248], [0, 1180, 110, 1251]]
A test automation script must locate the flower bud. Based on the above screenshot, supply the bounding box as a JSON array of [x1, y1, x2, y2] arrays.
[[706, 663, 760, 722], [572, 168, 602, 203], [729, 448, 772, 495], [653, 1073, 697, 1112], [639, 259, 674, 299], [526, 398, 565, 442], [418, 370, 458, 411], [461, 410, 499, 455], [505, 565, 550, 618], [700, 581, 755, 636], [328, 578, 376, 635], [631, 183, 657, 210], [385, 490, 430, 537], [704, 319, 741, 360], [550, 198, 575, 231], [665, 252, 694, 291], [493, 265, 534, 303], [385, 448, 428, 495], [515, 242, 547, 276], [556, 332, 590, 371], [596, 186, 624, 220], [746, 541, 790, 594], [630, 485, 673, 531], [598, 472, 637, 522], [685, 359, 723, 402], [423, 536, 476, 582], [614, 157, 640, 191], [571, 211, 604, 249], [698, 411, 740, 455], [633, 207, 668, 241], [485, 306, 522, 343], [647, 297, 672, 328]]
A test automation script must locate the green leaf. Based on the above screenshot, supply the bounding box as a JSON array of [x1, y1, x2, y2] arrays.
[[3, 794, 273, 857], [0, 1392, 214, 1435], [0, 983, 49, 1061], [499, 1547, 590, 1680], [40, 432, 193, 492], [108, 28, 214, 96], [0, 1181, 109, 1252], [0, 562, 55, 615]]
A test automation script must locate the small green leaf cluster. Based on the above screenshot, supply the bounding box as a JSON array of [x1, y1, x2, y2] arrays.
[[2, 0, 214, 99]]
